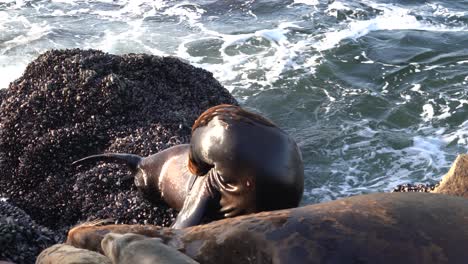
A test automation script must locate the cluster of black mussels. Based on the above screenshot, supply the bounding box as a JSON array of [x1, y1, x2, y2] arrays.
[[0, 49, 236, 264]]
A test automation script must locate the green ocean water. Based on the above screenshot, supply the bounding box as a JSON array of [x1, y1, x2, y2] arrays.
[[0, 0, 467, 203]]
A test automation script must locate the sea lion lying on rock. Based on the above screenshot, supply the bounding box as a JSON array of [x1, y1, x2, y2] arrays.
[[36, 244, 111, 264], [101, 233, 199, 264], [66, 192, 468, 264], [74, 104, 304, 228]]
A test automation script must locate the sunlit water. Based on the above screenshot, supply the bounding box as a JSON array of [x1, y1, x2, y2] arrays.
[[1, 0, 467, 204]]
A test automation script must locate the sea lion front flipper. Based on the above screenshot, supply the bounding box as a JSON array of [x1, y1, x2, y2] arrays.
[[171, 176, 212, 229]]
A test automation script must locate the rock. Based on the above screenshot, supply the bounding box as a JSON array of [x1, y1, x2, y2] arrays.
[[0, 88, 5, 105], [36, 244, 111, 264], [0, 200, 56, 264], [0, 49, 236, 263], [391, 183, 437, 193], [67, 193, 468, 264], [432, 154, 468, 198], [102, 233, 199, 264]]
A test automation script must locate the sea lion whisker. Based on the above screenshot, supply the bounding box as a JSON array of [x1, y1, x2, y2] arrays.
[[75, 218, 114, 227], [71, 153, 142, 173], [213, 173, 240, 194], [205, 170, 220, 198], [68, 218, 114, 238]]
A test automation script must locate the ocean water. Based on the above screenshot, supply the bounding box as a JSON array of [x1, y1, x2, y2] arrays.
[[0, 0, 467, 204]]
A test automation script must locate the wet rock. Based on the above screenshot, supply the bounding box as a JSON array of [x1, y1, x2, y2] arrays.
[[0, 49, 237, 262], [0, 200, 56, 264], [432, 154, 468, 198], [391, 183, 437, 193], [0, 88, 5, 105]]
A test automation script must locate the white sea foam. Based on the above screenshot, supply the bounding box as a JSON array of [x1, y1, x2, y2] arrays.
[[408, 136, 448, 170], [293, 0, 319, 6], [411, 84, 422, 93], [443, 120, 468, 146], [315, 2, 468, 51], [421, 103, 435, 121], [429, 3, 467, 18], [176, 21, 304, 91], [303, 113, 467, 203], [51, 0, 78, 5], [164, 2, 205, 24], [4, 22, 52, 48], [0, 11, 8, 31]]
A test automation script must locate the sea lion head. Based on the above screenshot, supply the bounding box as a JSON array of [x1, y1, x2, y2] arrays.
[[188, 104, 304, 218]]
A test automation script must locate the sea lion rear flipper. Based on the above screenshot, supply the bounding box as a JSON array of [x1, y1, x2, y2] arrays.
[[171, 176, 212, 229]]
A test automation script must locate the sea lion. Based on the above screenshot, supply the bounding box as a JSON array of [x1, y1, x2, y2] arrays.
[[101, 233, 199, 264], [66, 192, 468, 264], [73, 104, 304, 228], [36, 244, 112, 264], [176, 104, 304, 228]]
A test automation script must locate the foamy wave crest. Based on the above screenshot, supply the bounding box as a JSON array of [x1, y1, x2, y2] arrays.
[[443, 120, 468, 146], [89, 0, 165, 20], [421, 98, 468, 121], [164, 2, 205, 25], [0, 10, 54, 88], [4, 22, 52, 49], [427, 2, 468, 20], [177, 21, 313, 91], [315, 1, 468, 51], [293, 0, 318, 7]]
